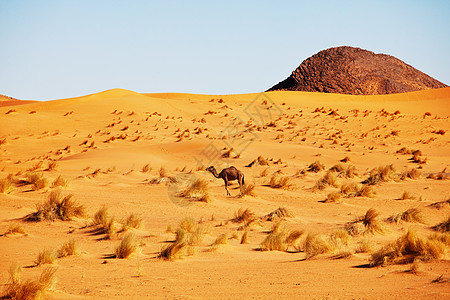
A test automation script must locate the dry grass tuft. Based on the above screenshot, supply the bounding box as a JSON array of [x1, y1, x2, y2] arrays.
[[304, 233, 332, 259], [141, 164, 152, 173], [363, 165, 398, 185], [400, 191, 416, 200], [115, 233, 138, 258], [58, 239, 80, 258], [93, 206, 109, 225], [158, 241, 187, 260], [369, 230, 447, 266], [26, 172, 49, 191], [122, 213, 143, 230], [307, 161, 325, 173], [5, 264, 57, 300], [51, 175, 69, 188], [355, 239, 374, 253], [313, 171, 339, 191], [428, 198, 450, 210], [4, 223, 26, 235], [324, 191, 341, 203], [0, 176, 14, 194], [240, 183, 256, 197], [432, 216, 450, 232], [180, 178, 211, 202], [262, 231, 288, 251], [269, 174, 294, 189], [387, 208, 425, 224], [240, 231, 249, 244], [35, 249, 56, 266], [26, 190, 85, 222], [346, 209, 384, 236], [232, 208, 257, 225], [401, 168, 421, 180], [340, 183, 376, 198], [212, 234, 228, 246], [263, 207, 294, 221]]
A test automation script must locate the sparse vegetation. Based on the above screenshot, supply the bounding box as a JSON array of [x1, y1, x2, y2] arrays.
[[232, 208, 257, 226], [26, 172, 49, 191], [51, 175, 69, 188], [180, 178, 211, 202], [370, 230, 448, 266], [307, 161, 325, 173], [240, 183, 256, 197], [400, 191, 416, 200], [313, 171, 339, 191], [269, 174, 294, 189], [304, 233, 332, 259], [58, 239, 80, 257], [4, 264, 57, 300], [26, 190, 85, 222], [35, 249, 56, 266], [363, 165, 397, 185], [263, 207, 294, 221], [340, 182, 375, 198], [400, 168, 421, 180], [122, 213, 143, 230], [387, 208, 424, 224], [115, 233, 138, 258], [0, 176, 14, 194], [346, 209, 384, 236], [432, 216, 450, 232], [4, 223, 26, 235], [324, 191, 341, 203]]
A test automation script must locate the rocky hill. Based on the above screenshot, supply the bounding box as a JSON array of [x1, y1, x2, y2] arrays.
[[268, 46, 447, 95]]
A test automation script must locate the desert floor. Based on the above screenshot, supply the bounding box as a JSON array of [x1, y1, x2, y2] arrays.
[[0, 88, 449, 299]]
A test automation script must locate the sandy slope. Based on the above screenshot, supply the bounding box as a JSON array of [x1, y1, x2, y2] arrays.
[[0, 87, 449, 299]]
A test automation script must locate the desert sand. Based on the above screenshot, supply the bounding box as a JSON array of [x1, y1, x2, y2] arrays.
[[0, 87, 449, 299]]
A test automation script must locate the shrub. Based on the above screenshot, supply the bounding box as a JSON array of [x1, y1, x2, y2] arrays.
[[58, 239, 80, 257], [346, 209, 384, 236], [262, 231, 288, 251], [400, 191, 415, 200], [0, 176, 14, 194], [180, 178, 211, 202], [5, 264, 56, 300], [93, 206, 109, 225], [263, 207, 294, 221], [432, 216, 450, 232], [313, 171, 339, 191], [269, 174, 294, 189], [232, 208, 257, 225], [324, 191, 341, 203], [212, 234, 228, 246], [26, 172, 49, 191], [307, 161, 325, 173], [115, 233, 138, 258], [240, 183, 256, 197], [340, 183, 376, 198], [51, 176, 69, 188], [304, 233, 331, 259], [363, 165, 397, 185], [158, 241, 186, 260], [369, 230, 447, 266], [26, 191, 85, 222], [141, 164, 152, 173], [387, 208, 424, 224], [4, 223, 26, 235], [400, 168, 421, 180], [122, 213, 143, 230], [35, 249, 56, 266], [240, 231, 249, 244]]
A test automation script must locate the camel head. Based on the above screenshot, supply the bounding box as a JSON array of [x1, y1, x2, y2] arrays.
[[206, 166, 216, 173]]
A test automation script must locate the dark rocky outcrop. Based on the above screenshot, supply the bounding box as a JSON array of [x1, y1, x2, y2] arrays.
[[268, 46, 447, 95]]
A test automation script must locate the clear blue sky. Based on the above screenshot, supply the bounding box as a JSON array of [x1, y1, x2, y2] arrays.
[[1, 0, 449, 100]]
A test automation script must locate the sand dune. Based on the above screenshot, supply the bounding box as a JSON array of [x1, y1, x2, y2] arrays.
[[0, 87, 449, 299]]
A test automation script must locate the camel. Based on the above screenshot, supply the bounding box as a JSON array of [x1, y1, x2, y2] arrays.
[[206, 166, 245, 196]]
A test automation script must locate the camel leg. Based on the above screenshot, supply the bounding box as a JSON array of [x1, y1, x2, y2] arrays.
[[225, 180, 231, 196]]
